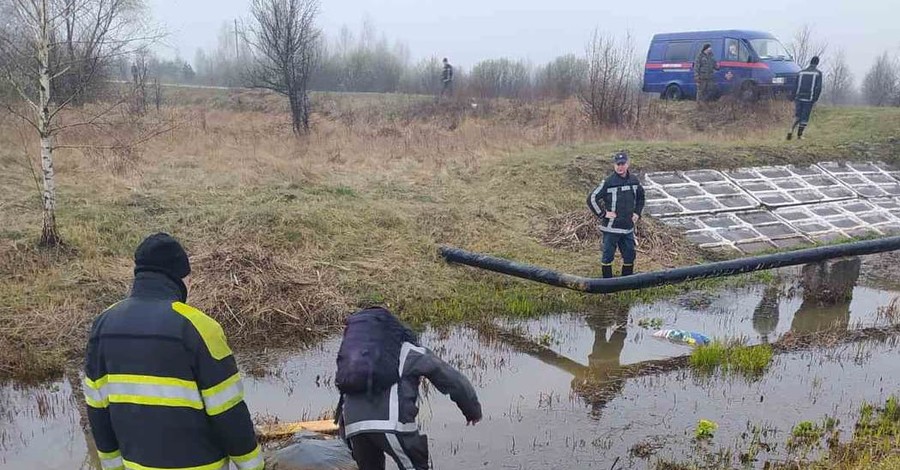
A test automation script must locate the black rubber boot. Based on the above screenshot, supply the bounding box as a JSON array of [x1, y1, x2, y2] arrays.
[[786, 132, 793, 141], [798, 126, 805, 139], [601, 265, 613, 279], [621, 264, 634, 276]]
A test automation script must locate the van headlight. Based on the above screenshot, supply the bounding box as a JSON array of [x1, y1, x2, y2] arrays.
[[772, 77, 785, 84]]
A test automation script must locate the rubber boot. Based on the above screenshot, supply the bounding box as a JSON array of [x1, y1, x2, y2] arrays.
[[798, 126, 805, 140], [621, 264, 634, 276], [601, 264, 613, 279], [786, 132, 793, 141]]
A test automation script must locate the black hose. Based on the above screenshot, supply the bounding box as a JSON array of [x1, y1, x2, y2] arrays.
[[439, 236, 900, 294]]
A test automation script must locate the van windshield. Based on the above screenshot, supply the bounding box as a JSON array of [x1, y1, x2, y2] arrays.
[[749, 39, 792, 61]]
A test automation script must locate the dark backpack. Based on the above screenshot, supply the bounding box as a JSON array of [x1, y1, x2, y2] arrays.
[[335, 307, 418, 394]]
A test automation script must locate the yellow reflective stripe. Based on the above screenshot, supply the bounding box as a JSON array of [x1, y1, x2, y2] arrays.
[[106, 374, 197, 389], [85, 375, 109, 390], [123, 457, 228, 470], [202, 372, 244, 416], [83, 374, 203, 410], [172, 302, 233, 360], [231, 445, 263, 470], [97, 449, 123, 470], [84, 377, 109, 408], [98, 450, 122, 459], [108, 394, 204, 409]]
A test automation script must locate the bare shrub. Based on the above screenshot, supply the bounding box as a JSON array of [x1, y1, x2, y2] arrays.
[[863, 52, 900, 107], [825, 49, 856, 106], [579, 30, 644, 128], [787, 25, 828, 69]]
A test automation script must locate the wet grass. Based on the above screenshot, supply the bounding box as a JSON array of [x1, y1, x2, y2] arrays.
[[689, 342, 774, 378], [657, 396, 900, 469]]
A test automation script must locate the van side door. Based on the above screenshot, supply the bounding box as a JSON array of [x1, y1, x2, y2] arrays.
[[720, 37, 752, 94]]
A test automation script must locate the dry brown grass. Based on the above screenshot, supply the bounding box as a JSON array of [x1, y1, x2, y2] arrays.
[[539, 209, 701, 271], [1, 90, 899, 380]]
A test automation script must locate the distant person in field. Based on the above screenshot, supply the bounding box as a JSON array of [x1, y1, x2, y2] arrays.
[[787, 56, 823, 141], [336, 307, 482, 470], [694, 43, 719, 103], [587, 151, 646, 278], [440, 57, 454, 98]]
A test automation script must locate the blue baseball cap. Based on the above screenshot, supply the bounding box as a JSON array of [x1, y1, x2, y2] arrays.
[[613, 152, 629, 164]]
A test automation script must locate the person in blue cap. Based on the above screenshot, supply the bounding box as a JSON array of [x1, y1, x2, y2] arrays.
[[587, 151, 645, 278]]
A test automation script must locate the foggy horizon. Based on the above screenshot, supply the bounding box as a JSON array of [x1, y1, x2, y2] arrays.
[[148, 0, 899, 80]]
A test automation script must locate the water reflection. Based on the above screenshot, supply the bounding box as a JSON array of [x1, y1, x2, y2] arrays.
[[791, 258, 861, 334]]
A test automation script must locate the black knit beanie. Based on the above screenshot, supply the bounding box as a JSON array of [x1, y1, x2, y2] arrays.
[[134, 233, 191, 281]]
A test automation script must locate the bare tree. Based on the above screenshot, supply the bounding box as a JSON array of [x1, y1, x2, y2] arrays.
[[862, 52, 899, 107], [246, 0, 321, 135], [787, 24, 828, 68], [824, 49, 855, 106], [579, 30, 641, 127], [0, 0, 148, 246]]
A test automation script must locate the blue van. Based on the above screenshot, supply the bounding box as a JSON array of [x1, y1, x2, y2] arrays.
[[642, 30, 800, 100]]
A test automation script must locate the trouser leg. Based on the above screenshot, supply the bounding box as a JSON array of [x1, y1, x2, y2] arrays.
[[350, 434, 387, 470], [619, 231, 636, 276], [601, 232, 618, 278]]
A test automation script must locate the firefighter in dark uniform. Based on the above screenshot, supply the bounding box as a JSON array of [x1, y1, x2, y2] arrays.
[[787, 56, 823, 140], [440, 57, 454, 98], [83, 233, 262, 470], [694, 43, 719, 103], [587, 151, 646, 278]]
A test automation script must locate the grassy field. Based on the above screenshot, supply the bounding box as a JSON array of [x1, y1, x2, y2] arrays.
[[1, 90, 899, 382]]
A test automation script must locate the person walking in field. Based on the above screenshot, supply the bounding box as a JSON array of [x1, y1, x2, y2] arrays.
[[694, 43, 719, 103], [440, 57, 454, 98], [84, 233, 262, 470], [587, 151, 646, 279], [787, 56, 823, 141], [336, 306, 482, 470]]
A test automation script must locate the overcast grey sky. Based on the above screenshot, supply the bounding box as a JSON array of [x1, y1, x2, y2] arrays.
[[147, 0, 898, 79]]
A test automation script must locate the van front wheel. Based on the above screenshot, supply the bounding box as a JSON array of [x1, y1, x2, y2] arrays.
[[663, 84, 683, 101]]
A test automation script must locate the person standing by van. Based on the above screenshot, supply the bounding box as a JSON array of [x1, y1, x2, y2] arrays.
[[787, 56, 823, 141], [587, 152, 645, 278], [694, 44, 719, 103]]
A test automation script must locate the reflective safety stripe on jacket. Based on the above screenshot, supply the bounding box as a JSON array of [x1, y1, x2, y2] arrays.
[[84, 271, 262, 470]]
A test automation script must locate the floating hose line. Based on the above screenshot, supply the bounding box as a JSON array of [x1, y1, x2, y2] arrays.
[[440, 236, 900, 294]]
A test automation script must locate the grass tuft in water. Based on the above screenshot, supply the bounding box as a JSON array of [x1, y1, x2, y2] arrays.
[[689, 342, 773, 378]]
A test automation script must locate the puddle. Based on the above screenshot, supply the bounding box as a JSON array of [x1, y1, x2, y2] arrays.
[[3, 264, 900, 469]]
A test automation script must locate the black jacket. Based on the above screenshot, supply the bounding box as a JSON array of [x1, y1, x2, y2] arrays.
[[442, 63, 453, 83], [587, 170, 645, 233], [340, 342, 481, 438], [84, 271, 262, 470], [795, 65, 823, 103]]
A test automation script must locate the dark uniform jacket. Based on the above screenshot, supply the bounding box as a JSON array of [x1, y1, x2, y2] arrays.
[[84, 271, 262, 470], [795, 64, 823, 103], [442, 63, 453, 83], [340, 342, 481, 438], [587, 170, 646, 233]]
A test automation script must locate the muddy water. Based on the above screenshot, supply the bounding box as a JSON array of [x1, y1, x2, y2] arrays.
[[3, 265, 900, 469]]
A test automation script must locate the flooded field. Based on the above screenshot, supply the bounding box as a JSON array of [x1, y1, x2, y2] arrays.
[[3, 261, 900, 469]]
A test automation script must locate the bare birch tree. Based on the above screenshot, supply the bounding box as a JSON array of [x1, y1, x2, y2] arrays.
[[787, 24, 828, 68], [0, 0, 147, 246], [246, 0, 320, 135]]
